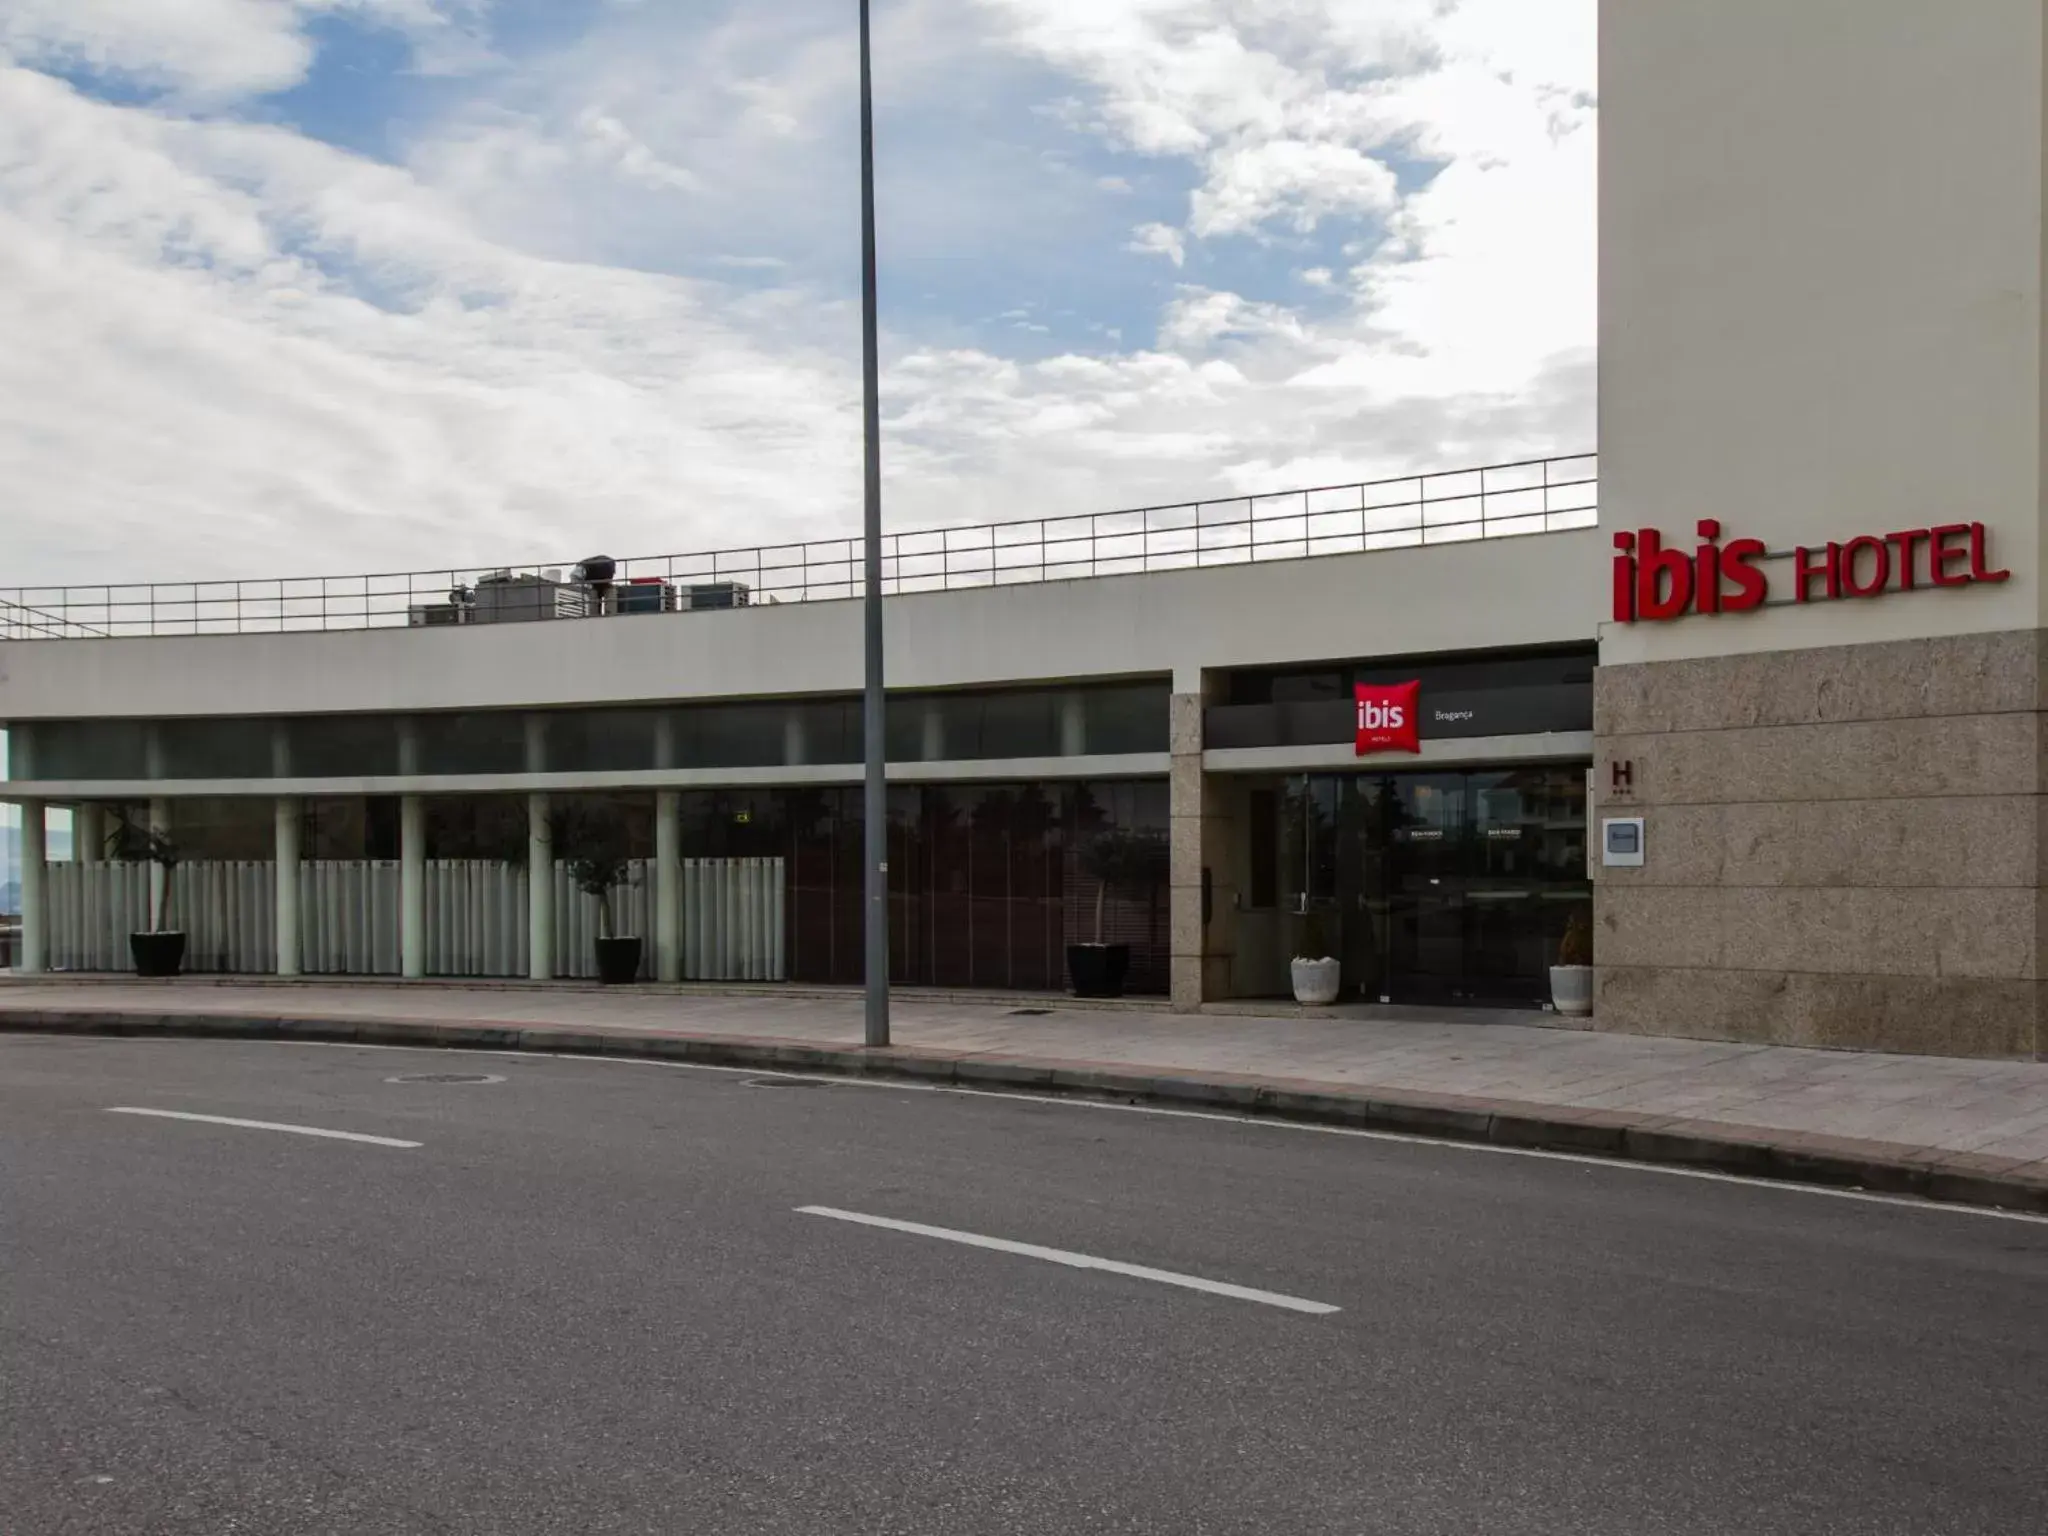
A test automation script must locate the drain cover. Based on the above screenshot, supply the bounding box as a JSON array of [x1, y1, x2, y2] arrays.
[[384, 1072, 506, 1085], [741, 1077, 833, 1090]]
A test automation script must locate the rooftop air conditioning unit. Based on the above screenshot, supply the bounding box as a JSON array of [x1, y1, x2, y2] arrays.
[[471, 571, 591, 623], [408, 603, 470, 627], [681, 581, 751, 612]]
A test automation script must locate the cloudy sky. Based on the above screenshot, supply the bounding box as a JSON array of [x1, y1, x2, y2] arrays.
[[0, 0, 1595, 587]]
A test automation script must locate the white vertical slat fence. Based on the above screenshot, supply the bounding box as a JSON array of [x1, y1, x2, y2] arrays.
[[682, 857, 785, 981], [301, 861, 401, 975], [426, 860, 528, 978], [46, 862, 274, 974], [43, 857, 784, 981]]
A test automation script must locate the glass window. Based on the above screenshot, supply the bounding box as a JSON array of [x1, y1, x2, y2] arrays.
[[977, 691, 1059, 759], [885, 697, 931, 761], [672, 704, 785, 769], [1247, 788, 1279, 909], [289, 715, 401, 778], [1082, 683, 1169, 755], [10, 719, 151, 780], [425, 795, 530, 861], [790, 698, 859, 765], [301, 795, 400, 859], [153, 797, 276, 859], [416, 712, 529, 775], [158, 717, 276, 780], [546, 709, 661, 774], [553, 791, 656, 860]]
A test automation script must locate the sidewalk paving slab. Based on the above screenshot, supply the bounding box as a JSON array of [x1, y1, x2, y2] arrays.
[[4, 977, 2048, 1213]]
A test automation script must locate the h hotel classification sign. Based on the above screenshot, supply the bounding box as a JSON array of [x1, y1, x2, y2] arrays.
[[1611, 520, 2009, 622]]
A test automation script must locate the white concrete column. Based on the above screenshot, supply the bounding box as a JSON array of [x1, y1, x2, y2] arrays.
[[653, 714, 678, 771], [527, 791, 554, 980], [400, 793, 425, 980], [396, 718, 421, 777], [18, 800, 48, 974], [1060, 691, 1088, 757], [75, 804, 105, 864], [275, 795, 302, 978], [144, 726, 167, 782], [523, 714, 548, 775], [655, 790, 681, 982], [782, 708, 809, 768], [920, 703, 945, 762], [270, 722, 293, 780], [147, 798, 170, 933]]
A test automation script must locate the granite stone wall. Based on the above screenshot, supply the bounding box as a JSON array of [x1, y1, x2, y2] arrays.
[[1594, 631, 2045, 1058]]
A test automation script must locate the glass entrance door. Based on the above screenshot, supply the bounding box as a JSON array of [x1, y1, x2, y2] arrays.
[[1283, 765, 1589, 1007], [1383, 774, 1471, 1003]]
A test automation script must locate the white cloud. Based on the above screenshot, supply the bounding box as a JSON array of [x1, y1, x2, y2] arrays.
[[1128, 221, 1186, 266], [0, 0, 1596, 591], [0, 65, 862, 581], [0, 0, 485, 103]]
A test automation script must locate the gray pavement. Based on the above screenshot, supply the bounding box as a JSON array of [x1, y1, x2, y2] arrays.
[[3, 1033, 2047, 1534], [5, 976, 2048, 1176]]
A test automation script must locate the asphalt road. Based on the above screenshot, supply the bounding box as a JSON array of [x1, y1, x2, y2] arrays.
[[2, 1035, 2044, 1536]]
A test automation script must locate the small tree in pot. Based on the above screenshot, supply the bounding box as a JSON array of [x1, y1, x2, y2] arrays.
[[1550, 906, 1593, 1017], [1066, 828, 1167, 999], [109, 814, 185, 977], [557, 806, 643, 985]]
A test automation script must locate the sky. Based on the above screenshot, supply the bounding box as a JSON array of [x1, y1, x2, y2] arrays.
[[0, 0, 1596, 589]]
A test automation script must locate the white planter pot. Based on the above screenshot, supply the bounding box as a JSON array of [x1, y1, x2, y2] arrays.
[[1291, 957, 1342, 1006], [1550, 964, 1593, 1017]]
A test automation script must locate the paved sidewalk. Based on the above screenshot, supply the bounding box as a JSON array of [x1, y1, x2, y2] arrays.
[[4, 977, 2048, 1209]]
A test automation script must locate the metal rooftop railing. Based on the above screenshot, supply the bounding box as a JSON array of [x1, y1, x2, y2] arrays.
[[1, 453, 1595, 641]]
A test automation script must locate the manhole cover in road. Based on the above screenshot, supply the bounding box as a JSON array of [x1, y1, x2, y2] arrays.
[[384, 1072, 506, 1085], [741, 1077, 834, 1090]]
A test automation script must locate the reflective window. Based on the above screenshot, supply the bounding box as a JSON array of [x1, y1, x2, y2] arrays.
[[8, 720, 150, 780], [289, 716, 400, 778], [159, 718, 275, 780], [416, 712, 529, 775], [547, 710, 661, 774], [672, 704, 785, 769], [4, 681, 1171, 780]]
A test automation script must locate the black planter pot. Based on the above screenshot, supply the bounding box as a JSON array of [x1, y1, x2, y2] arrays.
[[1066, 942, 1130, 999], [595, 936, 644, 985], [131, 931, 187, 978]]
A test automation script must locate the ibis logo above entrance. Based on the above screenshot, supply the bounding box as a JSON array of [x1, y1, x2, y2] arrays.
[[1611, 520, 2009, 623], [1355, 680, 1422, 756]]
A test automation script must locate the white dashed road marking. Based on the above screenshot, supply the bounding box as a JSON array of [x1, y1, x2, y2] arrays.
[[105, 1107, 421, 1149], [797, 1204, 1340, 1315]]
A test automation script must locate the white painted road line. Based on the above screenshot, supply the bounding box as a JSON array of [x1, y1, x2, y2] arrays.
[[105, 1108, 422, 1149], [796, 1205, 1341, 1315], [68, 1040, 2048, 1228]]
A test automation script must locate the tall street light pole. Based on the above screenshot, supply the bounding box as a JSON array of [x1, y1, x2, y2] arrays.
[[858, 0, 890, 1048]]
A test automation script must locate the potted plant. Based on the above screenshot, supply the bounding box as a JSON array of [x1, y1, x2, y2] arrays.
[[558, 807, 642, 985], [1290, 910, 1341, 1005], [1067, 828, 1167, 999], [1551, 907, 1594, 1017], [110, 815, 185, 978]]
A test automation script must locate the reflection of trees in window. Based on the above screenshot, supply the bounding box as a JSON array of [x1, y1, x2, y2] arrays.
[[425, 796, 528, 862]]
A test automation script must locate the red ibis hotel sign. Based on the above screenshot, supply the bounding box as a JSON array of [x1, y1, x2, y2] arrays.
[[1611, 520, 2008, 622], [1355, 680, 1421, 756]]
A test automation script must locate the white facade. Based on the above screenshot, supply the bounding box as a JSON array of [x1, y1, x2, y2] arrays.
[[0, 528, 1601, 726], [1601, 0, 2048, 664]]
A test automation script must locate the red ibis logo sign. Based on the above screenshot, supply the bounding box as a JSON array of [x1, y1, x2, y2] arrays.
[[1612, 520, 2008, 622], [1355, 681, 1421, 756]]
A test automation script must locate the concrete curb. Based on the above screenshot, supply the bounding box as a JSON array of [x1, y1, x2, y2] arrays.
[[7, 1007, 2046, 1216]]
